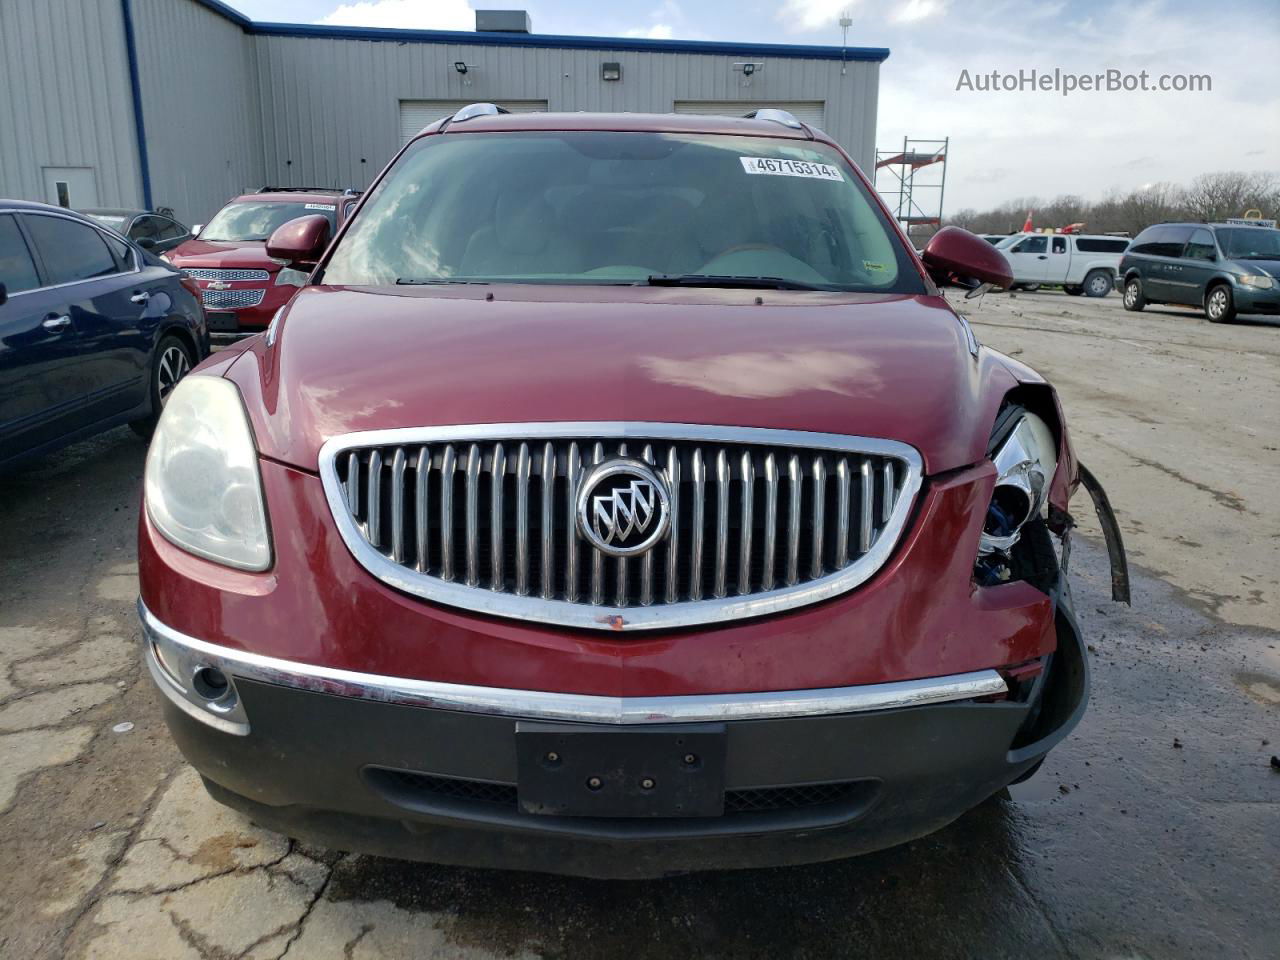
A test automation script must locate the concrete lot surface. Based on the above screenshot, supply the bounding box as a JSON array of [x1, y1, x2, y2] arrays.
[[0, 289, 1276, 958]]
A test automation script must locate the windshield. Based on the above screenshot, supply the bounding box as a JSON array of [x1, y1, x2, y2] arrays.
[[322, 132, 920, 292], [86, 214, 129, 230], [1217, 227, 1280, 260], [201, 201, 337, 242]]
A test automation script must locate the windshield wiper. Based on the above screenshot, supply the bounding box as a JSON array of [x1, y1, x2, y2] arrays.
[[645, 274, 828, 291], [1232, 253, 1280, 260], [395, 277, 490, 285]]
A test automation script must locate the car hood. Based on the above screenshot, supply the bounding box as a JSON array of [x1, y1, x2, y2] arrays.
[[1229, 257, 1280, 278], [224, 285, 1025, 475], [166, 238, 283, 271]]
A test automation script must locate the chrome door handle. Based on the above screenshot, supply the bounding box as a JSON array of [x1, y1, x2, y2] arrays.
[[130, 291, 151, 304], [42, 315, 72, 331]]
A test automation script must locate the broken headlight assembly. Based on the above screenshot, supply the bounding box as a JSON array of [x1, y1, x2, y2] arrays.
[[975, 411, 1058, 588]]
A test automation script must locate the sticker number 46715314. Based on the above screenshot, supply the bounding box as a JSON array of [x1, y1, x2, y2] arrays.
[[739, 157, 843, 181]]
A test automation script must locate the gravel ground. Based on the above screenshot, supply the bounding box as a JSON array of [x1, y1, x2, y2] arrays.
[[0, 288, 1276, 959]]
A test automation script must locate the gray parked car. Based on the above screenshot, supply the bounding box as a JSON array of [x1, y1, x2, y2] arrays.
[[80, 208, 192, 255], [1119, 222, 1280, 323]]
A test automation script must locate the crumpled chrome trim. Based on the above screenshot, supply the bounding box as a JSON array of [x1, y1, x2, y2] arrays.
[[139, 599, 1005, 729]]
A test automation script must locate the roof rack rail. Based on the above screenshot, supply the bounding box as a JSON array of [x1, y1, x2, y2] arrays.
[[742, 108, 804, 130], [440, 102, 510, 131], [256, 186, 345, 194]]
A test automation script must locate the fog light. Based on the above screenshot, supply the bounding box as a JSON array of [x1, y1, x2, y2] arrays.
[[151, 640, 184, 685], [192, 665, 235, 708]]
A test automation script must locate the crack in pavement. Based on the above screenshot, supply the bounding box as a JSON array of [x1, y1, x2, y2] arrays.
[[56, 762, 183, 956], [276, 864, 336, 960], [1088, 436, 1253, 515]]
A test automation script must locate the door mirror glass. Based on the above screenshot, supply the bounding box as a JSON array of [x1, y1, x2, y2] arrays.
[[921, 226, 1015, 292]]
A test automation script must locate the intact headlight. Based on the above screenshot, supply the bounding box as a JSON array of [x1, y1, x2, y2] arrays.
[[274, 267, 310, 287], [978, 412, 1058, 560], [1238, 274, 1275, 290], [144, 377, 271, 571]]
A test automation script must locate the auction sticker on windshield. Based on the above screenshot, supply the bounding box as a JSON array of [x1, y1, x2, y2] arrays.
[[739, 157, 843, 181], [305, 203, 337, 211]]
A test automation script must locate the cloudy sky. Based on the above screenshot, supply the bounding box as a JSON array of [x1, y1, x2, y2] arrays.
[[229, 0, 1279, 211]]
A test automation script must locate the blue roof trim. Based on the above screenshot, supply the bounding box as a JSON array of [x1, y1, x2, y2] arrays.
[[185, 0, 889, 63], [190, 0, 252, 29]]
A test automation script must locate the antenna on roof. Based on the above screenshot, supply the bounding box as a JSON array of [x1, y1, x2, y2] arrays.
[[839, 12, 853, 76]]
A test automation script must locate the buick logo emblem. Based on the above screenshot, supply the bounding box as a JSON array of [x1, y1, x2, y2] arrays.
[[576, 458, 671, 558]]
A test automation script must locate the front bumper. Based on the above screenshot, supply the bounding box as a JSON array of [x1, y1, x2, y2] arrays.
[[1232, 283, 1280, 314], [198, 285, 292, 338], [140, 596, 1088, 878]]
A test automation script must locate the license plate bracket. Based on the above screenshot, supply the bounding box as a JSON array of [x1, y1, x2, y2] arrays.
[[205, 312, 239, 332], [516, 722, 727, 818]]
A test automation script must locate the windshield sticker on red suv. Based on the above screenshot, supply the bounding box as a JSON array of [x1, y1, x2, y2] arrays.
[[739, 157, 843, 181], [305, 203, 337, 211]]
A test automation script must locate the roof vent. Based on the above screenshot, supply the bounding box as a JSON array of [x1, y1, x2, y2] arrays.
[[475, 10, 531, 33]]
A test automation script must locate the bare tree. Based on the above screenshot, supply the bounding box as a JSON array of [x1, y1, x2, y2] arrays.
[[943, 171, 1280, 238], [1183, 172, 1279, 222]]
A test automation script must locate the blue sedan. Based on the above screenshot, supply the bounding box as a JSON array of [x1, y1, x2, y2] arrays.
[[0, 200, 208, 468]]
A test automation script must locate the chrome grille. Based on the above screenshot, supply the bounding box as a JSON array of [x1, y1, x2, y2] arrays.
[[319, 424, 921, 631], [201, 287, 266, 309], [184, 268, 270, 282]]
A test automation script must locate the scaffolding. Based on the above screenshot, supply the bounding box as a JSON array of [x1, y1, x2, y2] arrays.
[[875, 137, 948, 240]]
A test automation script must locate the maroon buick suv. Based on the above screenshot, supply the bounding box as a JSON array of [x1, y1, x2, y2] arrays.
[[138, 106, 1128, 878]]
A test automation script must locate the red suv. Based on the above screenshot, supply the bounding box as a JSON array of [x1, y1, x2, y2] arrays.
[[164, 188, 356, 339], [139, 106, 1129, 878]]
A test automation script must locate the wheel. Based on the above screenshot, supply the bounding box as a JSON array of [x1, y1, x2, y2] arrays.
[[131, 334, 194, 438], [1064, 285, 1084, 296], [1122, 277, 1146, 311], [1015, 283, 1041, 292], [1083, 270, 1113, 297], [1204, 284, 1236, 323]]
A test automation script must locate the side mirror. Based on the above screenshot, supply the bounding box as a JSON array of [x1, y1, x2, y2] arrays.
[[921, 226, 1015, 295], [0, 282, 7, 307], [265, 215, 332, 269], [137, 237, 156, 250], [191, 223, 203, 237]]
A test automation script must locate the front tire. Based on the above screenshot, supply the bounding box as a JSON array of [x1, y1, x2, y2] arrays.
[[1083, 270, 1113, 297], [1205, 284, 1236, 323], [1122, 278, 1146, 311], [130, 334, 194, 438]]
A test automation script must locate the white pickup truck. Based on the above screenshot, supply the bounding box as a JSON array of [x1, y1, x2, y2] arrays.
[[995, 233, 1130, 296]]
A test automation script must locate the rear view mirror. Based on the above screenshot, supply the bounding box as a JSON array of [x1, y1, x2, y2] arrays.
[[265, 215, 332, 269], [921, 226, 1015, 293], [137, 237, 156, 250]]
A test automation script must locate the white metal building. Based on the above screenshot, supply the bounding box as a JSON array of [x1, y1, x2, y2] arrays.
[[0, 0, 888, 225]]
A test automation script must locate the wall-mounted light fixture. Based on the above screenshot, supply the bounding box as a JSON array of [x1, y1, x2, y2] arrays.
[[454, 61, 469, 75], [601, 61, 621, 82], [742, 63, 756, 77]]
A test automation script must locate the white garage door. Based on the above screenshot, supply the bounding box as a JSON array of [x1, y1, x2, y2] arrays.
[[674, 100, 826, 128], [399, 100, 548, 144]]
